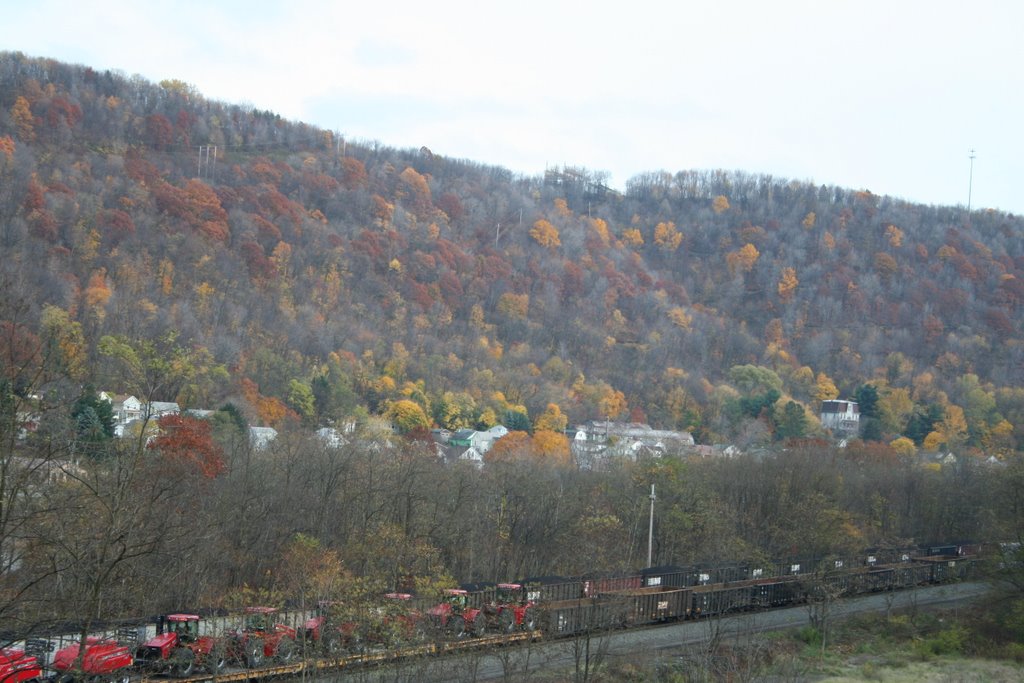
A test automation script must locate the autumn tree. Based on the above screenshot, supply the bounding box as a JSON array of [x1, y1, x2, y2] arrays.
[[534, 403, 568, 433], [653, 221, 682, 252], [733, 243, 760, 273], [529, 219, 561, 250], [386, 399, 431, 434], [777, 267, 798, 302], [486, 430, 531, 463], [532, 430, 571, 466], [148, 414, 225, 479], [10, 97, 36, 147]]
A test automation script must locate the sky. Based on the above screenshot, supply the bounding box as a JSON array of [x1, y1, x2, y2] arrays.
[[3, 0, 1022, 214]]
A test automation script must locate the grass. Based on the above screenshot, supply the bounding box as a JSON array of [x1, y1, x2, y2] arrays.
[[585, 594, 1024, 682]]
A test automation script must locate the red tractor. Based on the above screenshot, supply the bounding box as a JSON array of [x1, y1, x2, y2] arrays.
[[426, 589, 485, 639], [301, 601, 361, 655], [225, 607, 297, 668], [486, 583, 538, 633], [0, 648, 43, 683], [134, 614, 226, 677], [51, 637, 133, 683], [364, 593, 424, 647]]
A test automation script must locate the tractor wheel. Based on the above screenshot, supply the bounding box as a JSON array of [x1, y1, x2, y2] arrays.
[[206, 644, 227, 673], [499, 609, 516, 633], [274, 636, 296, 663], [411, 619, 430, 644], [169, 647, 196, 678], [448, 615, 466, 639], [471, 612, 486, 638], [522, 608, 538, 632], [243, 639, 264, 668], [344, 630, 363, 653], [323, 635, 341, 656]]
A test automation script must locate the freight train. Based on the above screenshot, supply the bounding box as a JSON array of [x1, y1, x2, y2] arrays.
[[6, 543, 982, 683]]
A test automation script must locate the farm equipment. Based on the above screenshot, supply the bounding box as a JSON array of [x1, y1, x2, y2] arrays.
[[51, 637, 133, 683], [300, 601, 360, 655], [426, 589, 485, 639], [485, 583, 537, 632], [134, 614, 225, 677], [0, 648, 43, 683], [363, 593, 425, 647], [225, 607, 297, 668]]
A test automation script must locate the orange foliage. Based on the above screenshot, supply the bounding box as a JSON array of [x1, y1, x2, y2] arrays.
[[241, 377, 298, 427], [84, 268, 112, 318], [486, 430, 532, 462], [532, 430, 571, 465], [10, 96, 35, 141], [398, 167, 432, 214], [530, 219, 561, 250], [621, 228, 644, 247], [0, 135, 14, 161], [727, 243, 760, 273], [654, 221, 682, 252], [341, 157, 367, 188], [149, 414, 225, 479], [777, 267, 798, 302]]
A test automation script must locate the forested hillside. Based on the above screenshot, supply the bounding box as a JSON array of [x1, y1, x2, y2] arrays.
[[4, 51, 1024, 635], [2, 52, 1024, 453]]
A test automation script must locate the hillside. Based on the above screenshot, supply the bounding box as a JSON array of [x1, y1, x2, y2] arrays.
[[2, 51, 1024, 453]]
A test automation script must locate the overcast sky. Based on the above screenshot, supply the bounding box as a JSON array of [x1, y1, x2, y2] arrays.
[[3, 0, 1022, 214]]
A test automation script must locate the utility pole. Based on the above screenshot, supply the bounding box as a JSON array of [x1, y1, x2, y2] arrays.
[[967, 149, 976, 212], [647, 484, 656, 568]]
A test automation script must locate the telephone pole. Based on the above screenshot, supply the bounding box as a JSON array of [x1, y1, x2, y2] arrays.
[[647, 484, 656, 568], [967, 149, 976, 212]]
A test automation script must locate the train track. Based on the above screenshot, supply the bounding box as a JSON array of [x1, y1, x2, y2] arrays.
[[135, 631, 543, 683]]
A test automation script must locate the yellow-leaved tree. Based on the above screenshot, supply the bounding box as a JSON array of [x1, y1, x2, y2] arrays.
[[653, 221, 682, 252], [813, 372, 840, 403], [532, 430, 571, 466], [534, 403, 568, 433], [530, 219, 561, 250], [386, 399, 431, 434], [777, 267, 798, 302], [727, 243, 760, 273]]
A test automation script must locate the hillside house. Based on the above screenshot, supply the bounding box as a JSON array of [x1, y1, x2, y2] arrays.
[[250, 426, 278, 450], [448, 426, 508, 454], [572, 421, 694, 468], [316, 427, 346, 448], [820, 400, 859, 436], [148, 401, 181, 418]]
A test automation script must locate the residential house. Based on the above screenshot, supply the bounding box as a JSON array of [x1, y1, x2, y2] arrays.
[[250, 426, 278, 450], [100, 392, 143, 437], [316, 427, 346, 448], [147, 401, 181, 419], [571, 421, 695, 468], [820, 400, 859, 436], [448, 426, 508, 454]]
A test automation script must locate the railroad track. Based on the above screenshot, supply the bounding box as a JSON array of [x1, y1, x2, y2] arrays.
[[137, 631, 543, 683]]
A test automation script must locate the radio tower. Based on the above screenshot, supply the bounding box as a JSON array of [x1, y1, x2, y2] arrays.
[[967, 149, 976, 212]]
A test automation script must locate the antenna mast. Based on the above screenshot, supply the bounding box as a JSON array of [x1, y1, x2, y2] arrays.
[[967, 149, 976, 212]]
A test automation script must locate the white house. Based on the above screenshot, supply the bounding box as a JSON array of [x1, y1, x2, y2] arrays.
[[571, 421, 695, 468], [147, 401, 181, 419], [250, 426, 278, 450], [820, 400, 859, 436], [316, 427, 346, 448]]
